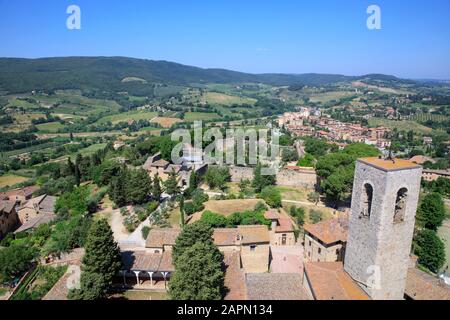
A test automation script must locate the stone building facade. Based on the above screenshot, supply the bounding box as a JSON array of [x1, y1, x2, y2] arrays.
[[344, 157, 422, 300]]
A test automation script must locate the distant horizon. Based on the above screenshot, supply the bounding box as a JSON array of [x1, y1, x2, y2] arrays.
[[1, 55, 449, 82], [1, 0, 449, 80]]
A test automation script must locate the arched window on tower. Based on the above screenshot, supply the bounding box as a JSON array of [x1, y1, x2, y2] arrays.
[[361, 183, 373, 218], [394, 188, 408, 223]]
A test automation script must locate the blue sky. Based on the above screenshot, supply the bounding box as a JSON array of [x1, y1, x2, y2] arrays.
[[0, 0, 449, 79]]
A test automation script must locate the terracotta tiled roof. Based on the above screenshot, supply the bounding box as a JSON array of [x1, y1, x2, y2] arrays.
[[151, 159, 169, 168], [121, 250, 175, 272], [275, 218, 294, 233], [145, 228, 180, 248], [304, 262, 369, 300], [213, 228, 239, 246], [164, 164, 181, 174], [223, 251, 247, 300], [121, 251, 161, 271], [409, 155, 435, 165], [158, 251, 175, 272], [237, 225, 270, 244], [358, 157, 421, 171], [304, 217, 348, 245], [405, 268, 450, 300], [0, 200, 15, 214], [264, 209, 280, 220], [14, 212, 56, 233], [246, 273, 310, 300], [6, 185, 39, 198], [21, 194, 56, 213]]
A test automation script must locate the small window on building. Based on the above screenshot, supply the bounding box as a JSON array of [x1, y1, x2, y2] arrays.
[[336, 249, 340, 255], [309, 240, 311, 246], [250, 245, 256, 251], [394, 188, 408, 223], [318, 248, 321, 254], [361, 183, 373, 218]]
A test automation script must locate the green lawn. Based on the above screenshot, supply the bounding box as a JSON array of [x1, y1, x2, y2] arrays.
[[96, 111, 158, 124]]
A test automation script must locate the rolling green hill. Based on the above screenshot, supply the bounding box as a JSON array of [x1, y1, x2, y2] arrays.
[[0, 56, 413, 95]]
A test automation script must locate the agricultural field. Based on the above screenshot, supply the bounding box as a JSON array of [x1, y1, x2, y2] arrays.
[[183, 112, 220, 122], [200, 92, 256, 105], [96, 110, 158, 124], [409, 113, 449, 123], [0, 174, 29, 188], [309, 91, 358, 103], [150, 116, 182, 128], [368, 117, 433, 134], [36, 122, 65, 133]]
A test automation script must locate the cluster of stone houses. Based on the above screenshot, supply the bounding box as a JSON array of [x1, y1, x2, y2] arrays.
[[0, 186, 57, 238], [278, 111, 392, 150], [142, 147, 208, 189], [118, 156, 450, 300]]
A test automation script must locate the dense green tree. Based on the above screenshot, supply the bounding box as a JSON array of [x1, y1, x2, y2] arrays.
[[172, 222, 215, 265], [179, 196, 185, 227], [126, 169, 152, 204], [310, 209, 323, 224], [169, 241, 224, 300], [417, 193, 446, 231], [70, 219, 122, 300], [297, 153, 315, 167], [152, 174, 162, 201], [164, 169, 180, 197], [55, 186, 90, 216], [290, 206, 305, 226], [201, 210, 228, 228], [204, 166, 230, 191], [260, 186, 282, 208], [307, 192, 320, 205], [0, 244, 36, 281], [252, 163, 276, 193], [414, 229, 446, 273]]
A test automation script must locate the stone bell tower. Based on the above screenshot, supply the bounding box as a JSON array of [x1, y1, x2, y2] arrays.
[[344, 157, 422, 300]]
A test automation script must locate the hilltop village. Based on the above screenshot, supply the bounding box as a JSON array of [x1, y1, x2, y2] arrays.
[[0, 59, 449, 300], [1, 105, 449, 300]]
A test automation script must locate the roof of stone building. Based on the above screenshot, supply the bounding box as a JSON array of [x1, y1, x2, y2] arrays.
[[14, 212, 56, 233], [246, 273, 310, 300], [304, 262, 369, 300], [0, 200, 16, 214], [422, 169, 450, 176], [409, 155, 435, 165], [21, 194, 56, 213], [358, 157, 421, 171], [223, 251, 247, 300], [213, 228, 239, 246], [164, 164, 181, 174], [5, 185, 40, 199], [264, 209, 280, 220], [275, 218, 294, 233], [121, 250, 162, 270], [145, 228, 181, 248], [158, 251, 175, 272], [142, 153, 161, 171], [121, 250, 175, 272], [304, 217, 348, 245], [237, 225, 270, 245], [151, 159, 170, 168], [405, 268, 450, 300]]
